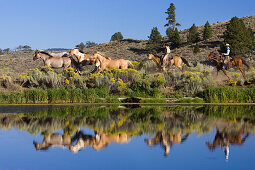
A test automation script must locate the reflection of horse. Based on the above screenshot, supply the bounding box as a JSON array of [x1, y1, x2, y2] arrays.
[[208, 52, 250, 79], [33, 50, 71, 69], [206, 127, 249, 160], [147, 54, 191, 72], [33, 133, 73, 150], [144, 131, 189, 156], [69, 131, 131, 153], [89, 52, 134, 73]]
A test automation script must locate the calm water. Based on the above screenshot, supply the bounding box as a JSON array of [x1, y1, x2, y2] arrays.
[[0, 105, 254, 170]]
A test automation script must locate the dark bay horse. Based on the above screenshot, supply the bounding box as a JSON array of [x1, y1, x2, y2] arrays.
[[208, 52, 250, 79], [147, 53, 191, 72]]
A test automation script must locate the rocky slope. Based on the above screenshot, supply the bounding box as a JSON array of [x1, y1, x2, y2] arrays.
[[0, 16, 254, 74]]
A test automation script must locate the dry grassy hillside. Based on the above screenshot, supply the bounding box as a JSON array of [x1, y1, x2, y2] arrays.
[[0, 16, 254, 74]]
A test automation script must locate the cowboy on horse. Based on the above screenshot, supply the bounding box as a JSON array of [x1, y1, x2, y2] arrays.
[[221, 43, 231, 69], [162, 44, 171, 68]]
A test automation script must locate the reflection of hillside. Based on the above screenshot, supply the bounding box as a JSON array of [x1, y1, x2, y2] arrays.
[[0, 105, 255, 136]]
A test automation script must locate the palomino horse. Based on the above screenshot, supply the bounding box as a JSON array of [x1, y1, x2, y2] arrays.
[[144, 131, 189, 156], [69, 131, 131, 153], [147, 53, 191, 72], [208, 52, 250, 79], [89, 52, 134, 73], [33, 50, 71, 69]]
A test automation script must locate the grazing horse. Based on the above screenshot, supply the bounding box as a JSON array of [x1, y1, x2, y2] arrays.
[[208, 52, 250, 79], [33, 50, 71, 69], [147, 53, 191, 72], [69, 131, 131, 153], [89, 52, 134, 73], [144, 131, 189, 156]]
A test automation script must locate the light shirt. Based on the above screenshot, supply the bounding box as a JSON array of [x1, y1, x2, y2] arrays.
[[166, 46, 171, 54], [224, 47, 230, 56]]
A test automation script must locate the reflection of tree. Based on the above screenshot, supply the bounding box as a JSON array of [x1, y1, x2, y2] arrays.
[[206, 127, 249, 160]]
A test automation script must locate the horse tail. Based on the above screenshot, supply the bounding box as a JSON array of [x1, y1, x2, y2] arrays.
[[181, 57, 192, 67], [128, 61, 134, 69], [241, 58, 250, 70]]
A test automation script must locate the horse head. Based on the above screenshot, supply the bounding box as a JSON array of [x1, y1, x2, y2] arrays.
[[33, 49, 41, 60], [147, 53, 154, 60], [208, 51, 216, 59]]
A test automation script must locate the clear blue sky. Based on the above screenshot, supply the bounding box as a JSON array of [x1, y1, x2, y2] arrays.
[[0, 0, 254, 50]]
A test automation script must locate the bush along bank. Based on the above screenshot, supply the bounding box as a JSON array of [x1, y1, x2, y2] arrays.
[[1, 66, 255, 104]]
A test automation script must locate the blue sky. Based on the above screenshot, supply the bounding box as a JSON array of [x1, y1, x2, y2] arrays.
[[0, 0, 254, 50]]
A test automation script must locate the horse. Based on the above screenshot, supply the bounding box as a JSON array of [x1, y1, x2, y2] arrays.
[[69, 49, 93, 65], [33, 50, 72, 69], [69, 49, 101, 73], [147, 53, 191, 72], [208, 52, 250, 79], [89, 52, 134, 73]]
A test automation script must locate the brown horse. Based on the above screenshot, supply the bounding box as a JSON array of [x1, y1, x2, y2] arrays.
[[33, 50, 71, 69], [208, 52, 250, 79], [147, 53, 191, 72], [89, 52, 134, 73]]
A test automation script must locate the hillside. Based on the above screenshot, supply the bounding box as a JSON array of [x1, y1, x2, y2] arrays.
[[0, 16, 255, 74]]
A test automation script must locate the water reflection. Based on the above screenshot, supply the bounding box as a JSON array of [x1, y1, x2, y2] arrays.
[[0, 105, 254, 159], [145, 131, 189, 156], [206, 127, 249, 160]]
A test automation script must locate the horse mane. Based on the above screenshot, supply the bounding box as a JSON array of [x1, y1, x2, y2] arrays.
[[39, 51, 54, 58], [96, 52, 111, 60]]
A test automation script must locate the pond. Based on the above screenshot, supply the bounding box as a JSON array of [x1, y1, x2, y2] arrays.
[[0, 105, 254, 170]]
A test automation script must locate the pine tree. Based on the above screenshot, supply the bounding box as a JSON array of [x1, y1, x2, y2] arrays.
[[187, 24, 199, 44], [147, 27, 163, 54], [165, 3, 180, 31], [203, 21, 212, 40], [193, 43, 200, 54], [223, 17, 254, 55], [110, 32, 123, 41], [167, 27, 181, 47], [75, 42, 86, 51]]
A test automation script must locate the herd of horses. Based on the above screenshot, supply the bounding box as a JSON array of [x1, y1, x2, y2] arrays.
[[33, 49, 250, 80]]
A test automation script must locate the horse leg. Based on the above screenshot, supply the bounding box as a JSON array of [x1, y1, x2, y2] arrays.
[[239, 67, 246, 79], [222, 69, 230, 80]]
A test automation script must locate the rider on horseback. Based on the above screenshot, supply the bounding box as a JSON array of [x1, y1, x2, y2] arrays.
[[222, 44, 231, 69], [162, 44, 171, 68]]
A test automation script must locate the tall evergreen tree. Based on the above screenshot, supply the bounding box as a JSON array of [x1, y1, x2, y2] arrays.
[[166, 27, 181, 47], [110, 32, 123, 41], [147, 27, 163, 54], [203, 21, 212, 40], [165, 3, 180, 31], [223, 17, 254, 55], [193, 43, 200, 54], [187, 24, 199, 44]]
